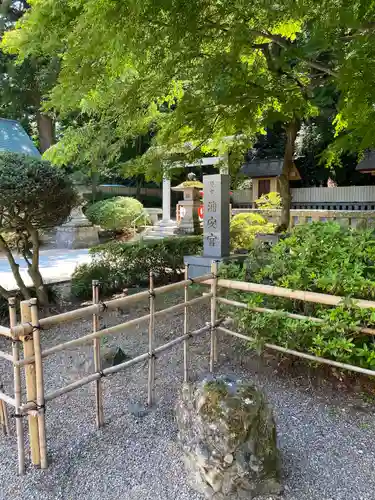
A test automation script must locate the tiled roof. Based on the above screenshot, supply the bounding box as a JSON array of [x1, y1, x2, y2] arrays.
[[0, 118, 41, 157], [356, 150, 375, 172], [241, 158, 284, 178]]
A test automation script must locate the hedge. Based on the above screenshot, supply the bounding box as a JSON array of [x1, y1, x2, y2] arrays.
[[72, 236, 203, 299]]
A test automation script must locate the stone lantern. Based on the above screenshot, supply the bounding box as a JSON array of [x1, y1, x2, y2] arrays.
[[172, 174, 203, 234], [55, 183, 99, 249]]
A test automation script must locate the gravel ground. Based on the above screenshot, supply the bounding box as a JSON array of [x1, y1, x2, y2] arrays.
[[0, 291, 375, 500]]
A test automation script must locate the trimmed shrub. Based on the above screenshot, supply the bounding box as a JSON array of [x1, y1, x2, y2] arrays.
[[255, 192, 282, 209], [71, 236, 203, 299], [220, 222, 375, 371], [230, 212, 274, 251], [85, 196, 147, 231]]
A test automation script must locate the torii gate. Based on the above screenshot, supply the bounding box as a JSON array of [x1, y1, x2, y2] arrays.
[[160, 156, 226, 224]]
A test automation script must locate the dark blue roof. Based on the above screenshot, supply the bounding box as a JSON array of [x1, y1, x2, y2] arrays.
[[0, 118, 41, 158]]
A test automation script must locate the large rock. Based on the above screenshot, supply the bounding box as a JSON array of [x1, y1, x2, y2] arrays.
[[100, 346, 130, 370], [175, 375, 281, 499]]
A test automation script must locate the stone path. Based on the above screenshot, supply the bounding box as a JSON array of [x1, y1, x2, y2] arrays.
[[0, 248, 91, 290]]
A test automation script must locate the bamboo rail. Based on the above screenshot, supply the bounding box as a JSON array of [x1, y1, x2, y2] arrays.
[[217, 279, 375, 310], [20, 323, 214, 414], [10, 274, 212, 337], [0, 351, 15, 362], [16, 294, 212, 368], [0, 391, 16, 407], [0, 325, 11, 337], [217, 297, 375, 336], [218, 325, 375, 378]]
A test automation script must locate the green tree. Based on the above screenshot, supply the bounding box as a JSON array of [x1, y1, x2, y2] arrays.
[[0, 152, 77, 305], [0, 1, 58, 151], [4, 1, 375, 227]]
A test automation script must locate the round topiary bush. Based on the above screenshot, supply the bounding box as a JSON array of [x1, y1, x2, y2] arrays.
[[0, 152, 77, 230], [85, 196, 147, 232], [230, 212, 274, 251], [0, 152, 78, 304]]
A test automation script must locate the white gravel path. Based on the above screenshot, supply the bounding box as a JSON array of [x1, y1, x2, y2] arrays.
[[0, 292, 375, 500]]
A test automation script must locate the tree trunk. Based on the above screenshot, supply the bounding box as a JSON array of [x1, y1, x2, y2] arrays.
[[91, 168, 99, 203], [276, 119, 299, 232], [136, 175, 143, 198], [36, 112, 55, 153], [27, 229, 49, 306], [0, 235, 31, 300]]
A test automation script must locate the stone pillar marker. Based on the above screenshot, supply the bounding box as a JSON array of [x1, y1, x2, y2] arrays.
[[184, 173, 231, 277], [161, 176, 172, 224], [203, 174, 230, 258]]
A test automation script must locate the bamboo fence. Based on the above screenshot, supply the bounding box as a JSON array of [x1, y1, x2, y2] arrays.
[[1, 272, 375, 474], [0, 272, 215, 474]]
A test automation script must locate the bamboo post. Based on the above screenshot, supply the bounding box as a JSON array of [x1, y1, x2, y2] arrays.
[[147, 271, 155, 406], [9, 298, 25, 475], [92, 280, 104, 429], [29, 299, 48, 469], [183, 265, 189, 383], [210, 261, 218, 372], [0, 399, 5, 434], [20, 300, 40, 466], [0, 388, 9, 435], [3, 402, 9, 435]]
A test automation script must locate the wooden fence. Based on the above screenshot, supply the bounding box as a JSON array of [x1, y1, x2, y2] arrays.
[[1, 267, 375, 474]]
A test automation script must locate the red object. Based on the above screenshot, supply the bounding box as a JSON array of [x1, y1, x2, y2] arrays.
[[198, 205, 204, 220]]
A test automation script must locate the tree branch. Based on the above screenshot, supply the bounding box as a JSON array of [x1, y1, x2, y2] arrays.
[[252, 30, 338, 78], [305, 59, 337, 77], [0, 234, 31, 300]]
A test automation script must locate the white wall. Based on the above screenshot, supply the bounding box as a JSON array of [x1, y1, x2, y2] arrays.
[[291, 185, 375, 203]]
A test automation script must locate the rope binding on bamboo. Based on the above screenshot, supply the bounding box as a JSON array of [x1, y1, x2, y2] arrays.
[[23, 322, 43, 342], [26, 400, 46, 413], [99, 301, 108, 313]]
